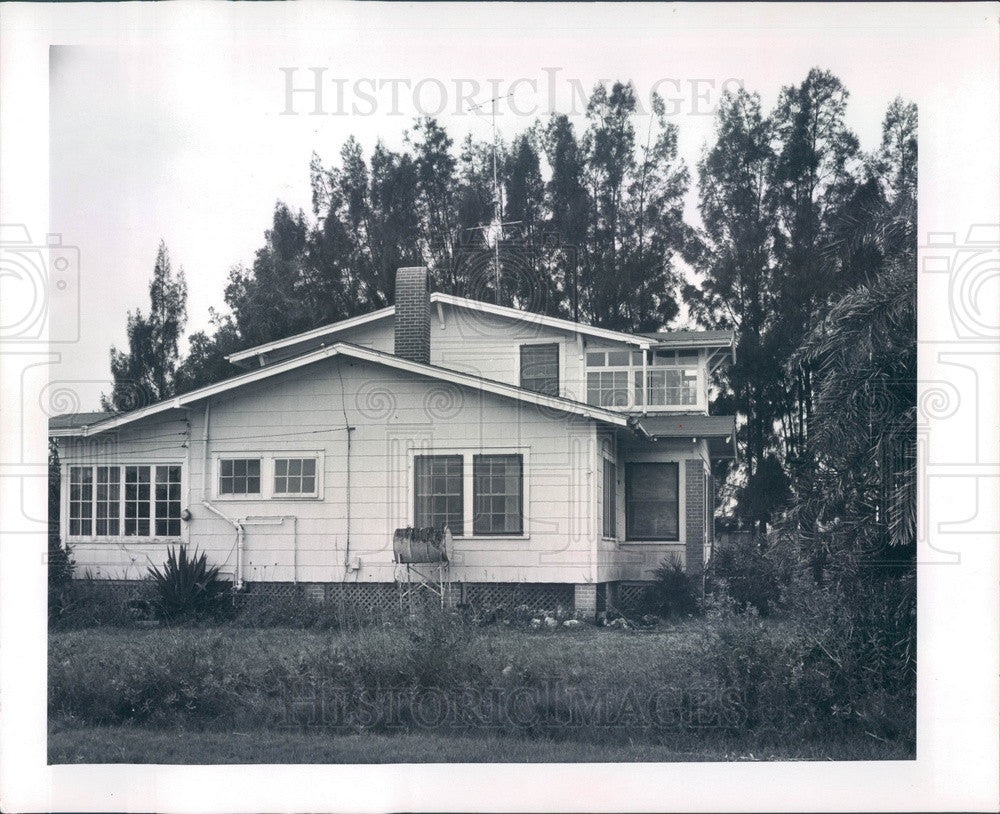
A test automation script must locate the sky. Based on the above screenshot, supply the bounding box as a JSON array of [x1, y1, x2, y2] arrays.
[[48, 4, 944, 409]]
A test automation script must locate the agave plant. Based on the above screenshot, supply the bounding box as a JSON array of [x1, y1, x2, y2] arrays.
[[148, 544, 228, 620]]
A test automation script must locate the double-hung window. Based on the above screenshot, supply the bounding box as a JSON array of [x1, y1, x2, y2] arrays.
[[414, 455, 464, 535], [625, 462, 679, 541], [67, 464, 182, 540], [412, 451, 525, 537], [473, 454, 523, 536], [520, 343, 559, 395]]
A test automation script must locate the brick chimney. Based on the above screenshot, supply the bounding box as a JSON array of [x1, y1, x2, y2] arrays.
[[394, 266, 430, 364]]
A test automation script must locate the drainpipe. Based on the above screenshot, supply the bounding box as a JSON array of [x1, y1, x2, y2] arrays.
[[199, 398, 246, 589], [202, 501, 245, 590]]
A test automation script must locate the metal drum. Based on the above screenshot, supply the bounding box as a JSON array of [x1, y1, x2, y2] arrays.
[[393, 526, 450, 563]]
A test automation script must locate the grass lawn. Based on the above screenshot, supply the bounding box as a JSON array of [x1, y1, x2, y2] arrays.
[[48, 621, 915, 763], [48, 719, 911, 764]]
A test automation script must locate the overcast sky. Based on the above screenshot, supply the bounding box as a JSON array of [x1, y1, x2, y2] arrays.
[[48, 4, 946, 409]]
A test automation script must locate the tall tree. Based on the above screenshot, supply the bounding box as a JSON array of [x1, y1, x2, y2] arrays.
[[688, 87, 788, 531], [102, 241, 187, 411], [768, 68, 861, 464]]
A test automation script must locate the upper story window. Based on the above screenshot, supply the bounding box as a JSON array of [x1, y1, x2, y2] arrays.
[[586, 348, 702, 410], [520, 343, 559, 395]]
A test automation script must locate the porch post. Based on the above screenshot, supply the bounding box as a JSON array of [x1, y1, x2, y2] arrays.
[[684, 459, 706, 593]]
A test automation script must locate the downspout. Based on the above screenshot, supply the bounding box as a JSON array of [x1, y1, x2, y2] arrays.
[[589, 425, 598, 585], [343, 426, 354, 577], [199, 399, 246, 589]]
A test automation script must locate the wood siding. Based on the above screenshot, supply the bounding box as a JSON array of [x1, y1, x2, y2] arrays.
[[59, 356, 601, 584]]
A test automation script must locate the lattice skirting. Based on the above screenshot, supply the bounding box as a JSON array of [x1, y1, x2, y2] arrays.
[[461, 582, 575, 612], [607, 581, 655, 613], [239, 581, 399, 614], [66, 578, 614, 616]]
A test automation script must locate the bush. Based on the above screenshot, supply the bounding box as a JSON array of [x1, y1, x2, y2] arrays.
[[704, 570, 915, 745], [148, 545, 231, 622], [641, 557, 700, 618], [48, 538, 76, 622], [707, 536, 782, 615]]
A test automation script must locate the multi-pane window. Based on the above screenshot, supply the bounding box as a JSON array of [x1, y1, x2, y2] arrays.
[[414, 455, 464, 535], [67, 464, 183, 539], [274, 458, 318, 496], [603, 458, 617, 538], [218, 458, 261, 495], [124, 465, 152, 536], [154, 465, 182, 537], [473, 454, 523, 536], [626, 462, 679, 541], [520, 343, 559, 395], [587, 348, 701, 409], [69, 466, 93, 537], [640, 369, 699, 406], [587, 370, 630, 407], [95, 466, 120, 536]]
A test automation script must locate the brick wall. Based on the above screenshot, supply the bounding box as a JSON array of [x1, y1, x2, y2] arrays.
[[684, 459, 706, 584], [394, 266, 430, 364]]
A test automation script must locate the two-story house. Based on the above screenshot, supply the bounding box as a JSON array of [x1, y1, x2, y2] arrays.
[[50, 266, 735, 616]]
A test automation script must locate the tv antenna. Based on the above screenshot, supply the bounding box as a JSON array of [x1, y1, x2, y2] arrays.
[[466, 92, 522, 304]]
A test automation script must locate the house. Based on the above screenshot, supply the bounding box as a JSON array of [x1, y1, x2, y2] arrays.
[[50, 267, 736, 616]]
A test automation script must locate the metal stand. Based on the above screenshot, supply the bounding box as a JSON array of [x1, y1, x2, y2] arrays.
[[395, 561, 451, 612], [393, 527, 452, 613]]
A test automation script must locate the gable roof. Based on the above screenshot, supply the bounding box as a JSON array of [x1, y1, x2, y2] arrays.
[[48, 411, 111, 432], [50, 341, 632, 438], [225, 293, 698, 368]]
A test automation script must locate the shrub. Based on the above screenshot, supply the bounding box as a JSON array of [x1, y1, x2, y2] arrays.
[[641, 557, 700, 618], [47, 538, 76, 622], [148, 545, 231, 622], [707, 535, 782, 615]]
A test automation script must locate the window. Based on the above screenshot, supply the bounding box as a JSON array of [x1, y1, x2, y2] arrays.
[[603, 458, 617, 538], [414, 455, 464, 535], [520, 343, 559, 395], [473, 454, 523, 535], [124, 466, 152, 536], [626, 462, 679, 540], [96, 466, 120, 536], [587, 370, 629, 407], [67, 464, 183, 539], [587, 347, 702, 409], [219, 458, 261, 495], [274, 458, 318, 496], [154, 465, 182, 537], [69, 466, 93, 537], [643, 368, 698, 406]]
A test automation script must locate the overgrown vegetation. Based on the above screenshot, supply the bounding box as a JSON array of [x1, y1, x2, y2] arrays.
[[48, 609, 914, 759], [147, 545, 231, 622]]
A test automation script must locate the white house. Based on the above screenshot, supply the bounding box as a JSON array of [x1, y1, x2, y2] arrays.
[[50, 267, 735, 616]]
